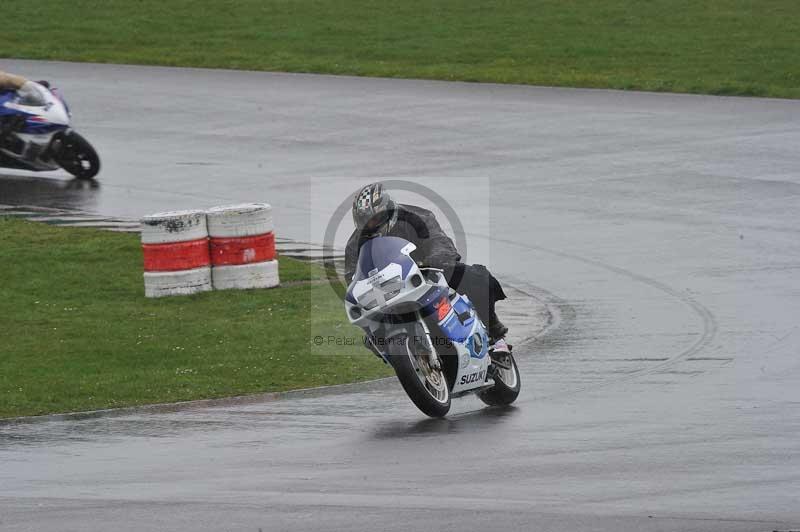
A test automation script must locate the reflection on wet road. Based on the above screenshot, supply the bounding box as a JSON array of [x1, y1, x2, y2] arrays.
[[0, 173, 100, 211]]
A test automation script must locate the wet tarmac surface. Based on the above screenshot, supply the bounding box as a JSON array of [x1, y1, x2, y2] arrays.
[[1, 60, 800, 531]]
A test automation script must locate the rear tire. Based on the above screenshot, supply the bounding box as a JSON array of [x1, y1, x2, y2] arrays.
[[478, 352, 521, 406], [388, 333, 451, 418], [55, 131, 100, 180]]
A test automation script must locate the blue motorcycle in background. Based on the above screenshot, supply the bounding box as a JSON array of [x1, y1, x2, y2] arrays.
[[345, 236, 521, 417], [0, 81, 100, 179]]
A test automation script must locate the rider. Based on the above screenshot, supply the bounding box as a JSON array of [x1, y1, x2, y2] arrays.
[[344, 182, 510, 354], [0, 70, 28, 91], [0, 71, 53, 150], [0, 71, 34, 150]]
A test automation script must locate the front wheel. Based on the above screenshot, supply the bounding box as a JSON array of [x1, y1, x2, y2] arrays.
[[478, 352, 521, 406], [388, 333, 451, 418], [54, 131, 100, 180]]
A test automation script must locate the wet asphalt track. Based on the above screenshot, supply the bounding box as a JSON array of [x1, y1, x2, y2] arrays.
[[1, 60, 800, 531]]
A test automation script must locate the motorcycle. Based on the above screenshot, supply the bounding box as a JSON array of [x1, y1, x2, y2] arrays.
[[0, 81, 100, 179], [345, 236, 520, 417]]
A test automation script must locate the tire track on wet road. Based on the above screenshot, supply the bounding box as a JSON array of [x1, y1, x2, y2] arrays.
[[497, 236, 718, 400]]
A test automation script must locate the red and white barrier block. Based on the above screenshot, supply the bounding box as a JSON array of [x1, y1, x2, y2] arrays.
[[206, 203, 280, 290], [140, 210, 212, 298]]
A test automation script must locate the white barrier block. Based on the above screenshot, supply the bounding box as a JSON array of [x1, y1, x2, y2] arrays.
[[144, 267, 212, 298], [140, 210, 208, 244], [212, 260, 280, 291], [206, 203, 273, 238]]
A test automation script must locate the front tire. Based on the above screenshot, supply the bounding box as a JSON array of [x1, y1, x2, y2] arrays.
[[54, 131, 100, 180], [388, 333, 451, 418], [478, 352, 521, 406]]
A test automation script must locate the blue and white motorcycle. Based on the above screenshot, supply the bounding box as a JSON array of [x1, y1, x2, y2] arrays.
[[0, 81, 100, 179], [345, 236, 520, 417]]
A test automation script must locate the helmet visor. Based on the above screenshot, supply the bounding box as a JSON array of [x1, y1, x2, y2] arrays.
[[362, 210, 391, 234]]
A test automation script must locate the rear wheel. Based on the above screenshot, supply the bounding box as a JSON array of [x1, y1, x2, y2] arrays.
[[388, 333, 451, 418], [478, 352, 521, 406], [54, 131, 100, 180]]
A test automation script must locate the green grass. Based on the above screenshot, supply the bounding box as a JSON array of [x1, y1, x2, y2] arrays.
[[0, 218, 390, 418], [2, 0, 798, 98]]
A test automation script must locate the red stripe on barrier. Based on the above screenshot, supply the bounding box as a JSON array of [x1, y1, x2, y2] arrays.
[[209, 232, 276, 266], [142, 239, 210, 272]]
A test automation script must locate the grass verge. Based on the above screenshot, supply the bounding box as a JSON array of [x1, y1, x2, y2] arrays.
[[0, 218, 390, 419], [2, 0, 799, 98]]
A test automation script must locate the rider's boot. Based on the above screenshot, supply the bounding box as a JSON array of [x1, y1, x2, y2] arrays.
[[487, 312, 508, 342], [489, 337, 511, 353], [488, 336, 512, 381], [488, 312, 511, 359]]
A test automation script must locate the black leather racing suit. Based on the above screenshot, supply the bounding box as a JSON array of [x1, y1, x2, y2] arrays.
[[344, 204, 507, 338]]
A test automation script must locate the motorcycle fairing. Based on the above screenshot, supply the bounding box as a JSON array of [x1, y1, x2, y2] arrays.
[[0, 86, 69, 129], [353, 236, 416, 281], [346, 236, 494, 395], [0, 83, 71, 171], [432, 293, 474, 344], [444, 305, 492, 395], [346, 237, 429, 317]]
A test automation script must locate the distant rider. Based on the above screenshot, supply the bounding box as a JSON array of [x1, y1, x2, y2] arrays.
[[0, 70, 28, 91], [344, 182, 511, 355], [0, 71, 35, 150]]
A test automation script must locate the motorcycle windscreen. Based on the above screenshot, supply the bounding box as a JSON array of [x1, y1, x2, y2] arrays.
[[353, 236, 416, 282], [15, 83, 48, 107]]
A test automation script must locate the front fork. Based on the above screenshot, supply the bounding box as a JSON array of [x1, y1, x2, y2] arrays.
[[413, 311, 440, 370], [365, 313, 441, 370]]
